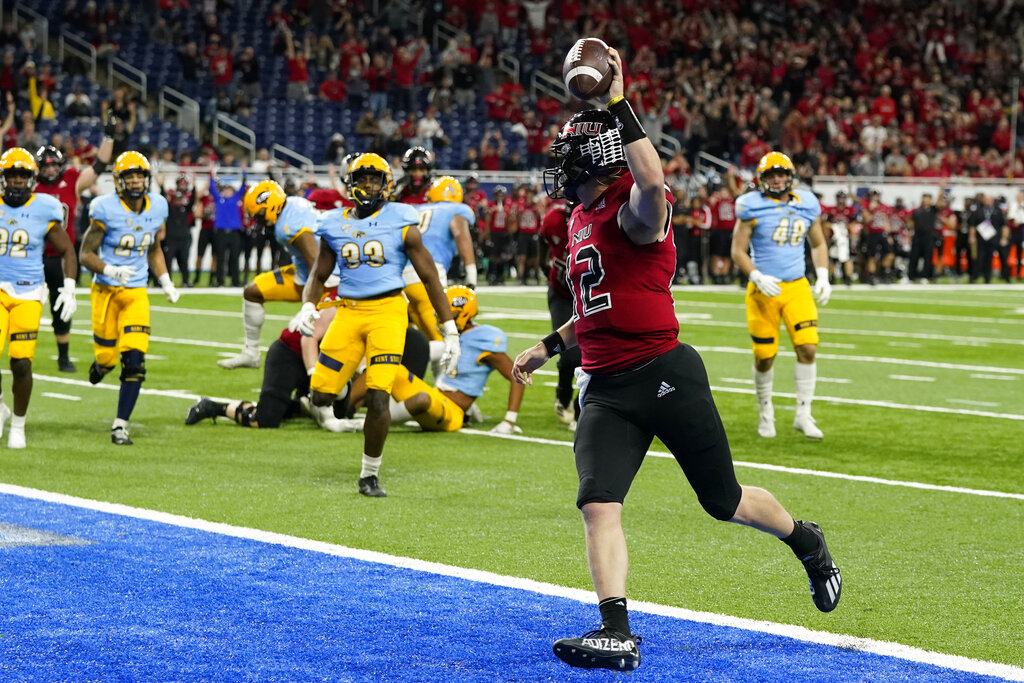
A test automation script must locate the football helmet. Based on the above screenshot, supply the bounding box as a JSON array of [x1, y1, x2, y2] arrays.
[[112, 151, 152, 200], [346, 153, 393, 214], [544, 109, 627, 203], [244, 179, 286, 224], [445, 285, 478, 333], [401, 146, 434, 192], [427, 176, 463, 203], [35, 145, 66, 184], [756, 152, 795, 199], [0, 147, 38, 206]]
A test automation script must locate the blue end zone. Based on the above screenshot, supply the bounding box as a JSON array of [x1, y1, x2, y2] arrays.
[[0, 494, 1006, 682]]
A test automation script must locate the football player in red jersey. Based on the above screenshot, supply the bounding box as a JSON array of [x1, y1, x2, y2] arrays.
[[34, 134, 114, 372], [538, 198, 579, 430], [393, 146, 433, 205], [513, 47, 841, 672]]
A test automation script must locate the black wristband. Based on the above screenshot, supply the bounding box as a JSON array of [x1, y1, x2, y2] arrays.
[[541, 331, 564, 357], [607, 97, 646, 144], [92, 160, 108, 176]]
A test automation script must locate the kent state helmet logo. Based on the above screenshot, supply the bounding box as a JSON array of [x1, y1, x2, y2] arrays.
[[256, 191, 270, 204]]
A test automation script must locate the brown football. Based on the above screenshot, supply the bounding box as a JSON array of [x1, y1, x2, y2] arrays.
[[562, 37, 612, 101]]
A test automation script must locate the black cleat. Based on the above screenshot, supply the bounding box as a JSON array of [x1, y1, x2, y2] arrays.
[[553, 628, 642, 671], [58, 357, 77, 373], [358, 475, 387, 497], [89, 361, 111, 385], [797, 520, 842, 612], [111, 426, 133, 445], [185, 397, 222, 425]]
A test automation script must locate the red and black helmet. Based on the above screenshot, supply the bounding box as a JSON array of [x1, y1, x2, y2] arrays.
[[544, 109, 626, 203], [35, 145, 66, 185]]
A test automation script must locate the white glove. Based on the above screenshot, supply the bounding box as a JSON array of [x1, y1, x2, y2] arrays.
[[158, 273, 180, 303], [440, 319, 460, 377], [53, 278, 77, 322], [813, 267, 831, 306], [489, 420, 522, 435], [103, 264, 137, 286], [749, 269, 782, 297], [288, 301, 320, 337]]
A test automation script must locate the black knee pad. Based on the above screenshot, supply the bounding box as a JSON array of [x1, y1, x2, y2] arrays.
[[119, 349, 146, 383], [699, 493, 742, 522], [234, 401, 257, 427]]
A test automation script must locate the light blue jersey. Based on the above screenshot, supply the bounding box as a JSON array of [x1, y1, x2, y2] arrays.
[[90, 192, 169, 288], [736, 188, 821, 282], [436, 324, 507, 397], [316, 202, 419, 298], [416, 201, 475, 270], [275, 196, 319, 286], [0, 194, 63, 297]]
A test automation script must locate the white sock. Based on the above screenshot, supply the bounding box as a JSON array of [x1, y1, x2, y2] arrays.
[[389, 397, 412, 422], [242, 299, 265, 352], [10, 414, 25, 430], [753, 366, 774, 409], [360, 453, 381, 479], [112, 417, 128, 430], [794, 362, 816, 418]]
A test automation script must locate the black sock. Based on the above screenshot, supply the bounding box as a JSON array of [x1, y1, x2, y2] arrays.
[[116, 380, 143, 421], [781, 520, 818, 558], [598, 596, 631, 636], [58, 342, 69, 361]]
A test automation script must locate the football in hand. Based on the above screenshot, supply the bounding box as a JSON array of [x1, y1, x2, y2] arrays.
[[563, 37, 613, 101]]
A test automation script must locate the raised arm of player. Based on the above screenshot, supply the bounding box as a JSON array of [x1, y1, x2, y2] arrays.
[[602, 48, 667, 245], [76, 135, 115, 194]]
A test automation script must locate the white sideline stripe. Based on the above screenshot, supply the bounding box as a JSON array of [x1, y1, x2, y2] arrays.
[[887, 341, 922, 348], [462, 429, 1024, 501], [0, 483, 1020, 682], [971, 374, 1017, 381], [948, 399, 1001, 407], [817, 377, 852, 384], [721, 377, 753, 385], [708, 385, 1024, 422], [889, 375, 937, 382], [41, 392, 81, 401]]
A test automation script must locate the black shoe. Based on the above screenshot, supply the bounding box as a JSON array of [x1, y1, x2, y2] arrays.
[[796, 520, 842, 612], [358, 475, 387, 497], [111, 426, 133, 445], [553, 627, 641, 671], [89, 361, 111, 385], [185, 397, 221, 425], [58, 357, 77, 373]]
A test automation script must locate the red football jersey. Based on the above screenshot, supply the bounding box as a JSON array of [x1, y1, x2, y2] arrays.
[[35, 167, 81, 258], [540, 201, 572, 299], [396, 185, 429, 205], [515, 198, 541, 235], [710, 195, 736, 231], [566, 173, 678, 373], [306, 187, 351, 211]]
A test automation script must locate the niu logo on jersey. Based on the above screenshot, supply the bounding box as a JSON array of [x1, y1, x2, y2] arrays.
[[571, 224, 592, 245], [562, 121, 603, 137]]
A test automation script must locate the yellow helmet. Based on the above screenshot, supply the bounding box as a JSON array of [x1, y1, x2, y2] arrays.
[[0, 147, 38, 204], [112, 151, 152, 200], [427, 176, 464, 203], [445, 285, 478, 333], [345, 153, 393, 213], [756, 151, 795, 198], [244, 180, 286, 224]]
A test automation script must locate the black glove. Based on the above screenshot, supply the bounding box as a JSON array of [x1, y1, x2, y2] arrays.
[[103, 114, 119, 138]]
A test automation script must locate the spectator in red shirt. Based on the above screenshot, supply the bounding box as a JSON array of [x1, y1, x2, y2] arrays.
[[280, 23, 311, 101], [870, 85, 897, 126], [318, 69, 347, 102], [392, 39, 425, 114]]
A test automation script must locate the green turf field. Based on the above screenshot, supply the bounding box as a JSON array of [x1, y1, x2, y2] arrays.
[[2, 284, 1022, 668]]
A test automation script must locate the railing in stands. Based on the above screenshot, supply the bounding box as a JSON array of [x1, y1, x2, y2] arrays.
[[108, 57, 147, 102], [271, 144, 313, 171], [432, 20, 468, 53], [529, 71, 568, 104], [158, 87, 200, 139], [498, 52, 520, 84], [213, 113, 255, 161], [655, 133, 681, 160], [13, 3, 47, 54], [58, 30, 96, 81]]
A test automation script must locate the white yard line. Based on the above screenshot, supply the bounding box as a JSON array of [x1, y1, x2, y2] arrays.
[[40, 392, 81, 401], [948, 399, 1001, 407], [889, 375, 937, 382], [0, 483, 1020, 681]]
